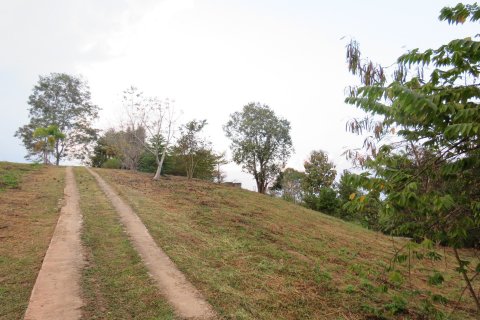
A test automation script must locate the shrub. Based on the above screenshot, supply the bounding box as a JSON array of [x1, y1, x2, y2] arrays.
[[102, 158, 122, 169]]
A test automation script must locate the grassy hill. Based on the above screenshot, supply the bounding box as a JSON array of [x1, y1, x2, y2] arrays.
[[1, 163, 478, 319], [95, 168, 478, 319], [0, 162, 65, 319]]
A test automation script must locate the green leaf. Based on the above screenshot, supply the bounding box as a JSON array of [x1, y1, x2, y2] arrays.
[[427, 272, 445, 286]]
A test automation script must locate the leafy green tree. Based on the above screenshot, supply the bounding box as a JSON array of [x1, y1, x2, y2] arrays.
[[15, 73, 98, 164], [303, 150, 336, 194], [336, 170, 357, 205], [302, 150, 338, 213], [89, 132, 120, 168], [173, 119, 210, 179], [224, 102, 293, 193], [336, 170, 358, 220], [304, 187, 339, 215], [32, 125, 65, 165], [270, 168, 305, 204], [345, 3, 480, 311]]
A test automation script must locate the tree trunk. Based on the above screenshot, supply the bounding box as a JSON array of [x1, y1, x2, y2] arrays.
[[54, 141, 61, 166], [153, 149, 167, 180], [453, 247, 480, 315], [256, 179, 267, 194]]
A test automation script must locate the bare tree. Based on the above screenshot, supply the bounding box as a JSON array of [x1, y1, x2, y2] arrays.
[[123, 86, 176, 180]]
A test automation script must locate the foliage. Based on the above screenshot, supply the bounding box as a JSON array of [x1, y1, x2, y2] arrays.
[[337, 170, 357, 205], [89, 132, 120, 168], [170, 146, 221, 181], [32, 125, 65, 165], [224, 102, 293, 193], [302, 150, 338, 213], [173, 119, 210, 179], [137, 151, 158, 173], [90, 128, 144, 170], [345, 3, 480, 311], [212, 152, 228, 183], [303, 187, 339, 215], [270, 168, 305, 203], [15, 73, 98, 164], [303, 150, 337, 194], [336, 170, 359, 220], [122, 86, 176, 180], [102, 158, 122, 169]]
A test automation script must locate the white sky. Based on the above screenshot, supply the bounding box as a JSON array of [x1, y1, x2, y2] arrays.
[[0, 0, 477, 190]]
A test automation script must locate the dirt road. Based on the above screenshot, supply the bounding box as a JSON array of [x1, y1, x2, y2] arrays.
[[24, 167, 85, 320], [87, 168, 216, 320]]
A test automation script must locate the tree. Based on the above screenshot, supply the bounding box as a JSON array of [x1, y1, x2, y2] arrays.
[[123, 86, 176, 180], [89, 131, 120, 168], [173, 119, 213, 179], [90, 127, 146, 170], [302, 150, 336, 194], [270, 168, 305, 204], [224, 102, 293, 193], [336, 170, 357, 205], [345, 3, 480, 312], [15, 73, 98, 164], [32, 125, 65, 165], [213, 152, 228, 183], [302, 150, 338, 213], [336, 170, 359, 220]]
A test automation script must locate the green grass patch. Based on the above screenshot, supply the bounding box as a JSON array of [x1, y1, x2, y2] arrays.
[[0, 162, 42, 191], [74, 168, 176, 319]]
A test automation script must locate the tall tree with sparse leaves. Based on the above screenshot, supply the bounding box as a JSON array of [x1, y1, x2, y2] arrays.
[[345, 3, 480, 312], [123, 86, 176, 180], [224, 102, 293, 194], [15, 73, 99, 164]]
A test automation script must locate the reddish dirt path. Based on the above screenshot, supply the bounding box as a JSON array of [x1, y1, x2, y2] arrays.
[[24, 167, 85, 320], [87, 168, 217, 320]]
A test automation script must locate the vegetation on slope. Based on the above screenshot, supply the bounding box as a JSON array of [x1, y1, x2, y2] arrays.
[[96, 168, 478, 319], [74, 167, 176, 319], [0, 163, 65, 319]]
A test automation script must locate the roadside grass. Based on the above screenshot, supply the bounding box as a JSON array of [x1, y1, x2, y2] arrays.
[[0, 161, 42, 191], [0, 163, 65, 319], [96, 168, 479, 319], [74, 167, 176, 319]]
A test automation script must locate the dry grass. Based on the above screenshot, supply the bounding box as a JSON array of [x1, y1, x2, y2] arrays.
[[96, 168, 479, 320], [74, 167, 176, 319], [0, 163, 65, 319]]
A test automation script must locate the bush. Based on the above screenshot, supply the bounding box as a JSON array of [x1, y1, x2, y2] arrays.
[[102, 158, 122, 169], [304, 187, 339, 215], [138, 152, 157, 173]]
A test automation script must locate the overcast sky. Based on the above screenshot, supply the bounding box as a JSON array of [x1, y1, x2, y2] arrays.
[[1, 0, 477, 190]]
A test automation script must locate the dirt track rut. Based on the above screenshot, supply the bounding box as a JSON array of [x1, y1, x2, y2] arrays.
[[24, 167, 85, 320], [86, 167, 216, 320]]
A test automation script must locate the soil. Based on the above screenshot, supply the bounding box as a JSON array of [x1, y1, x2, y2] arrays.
[[24, 167, 85, 320], [87, 167, 216, 320]]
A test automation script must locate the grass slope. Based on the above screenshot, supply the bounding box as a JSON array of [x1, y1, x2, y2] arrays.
[[74, 167, 176, 319], [96, 168, 478, 320], [0, 163, 65, 319]]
